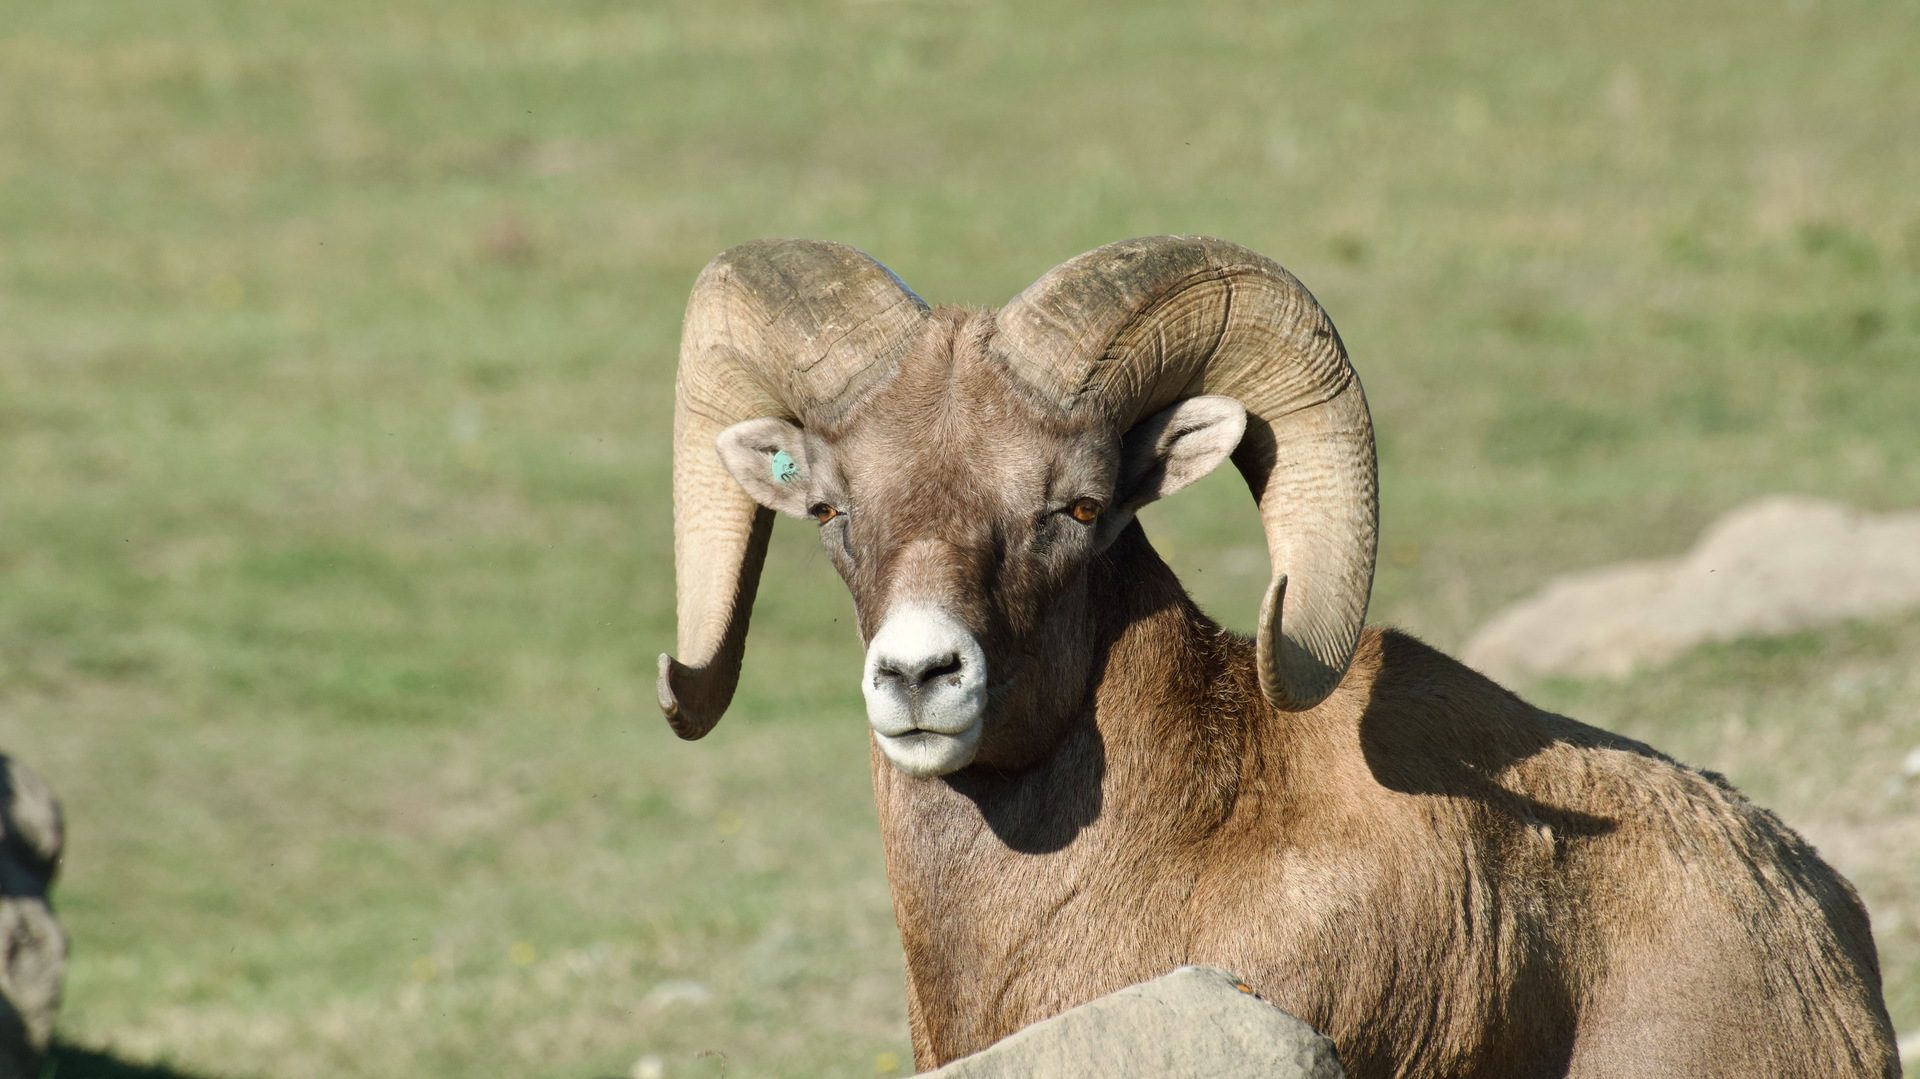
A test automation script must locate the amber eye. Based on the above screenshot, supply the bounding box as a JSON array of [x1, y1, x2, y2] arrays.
[[1068, 498, 1103, 524], [809, 502, 841, 524]]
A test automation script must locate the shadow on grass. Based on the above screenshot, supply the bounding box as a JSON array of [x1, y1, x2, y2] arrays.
[[44, 1042, 220, 1079]]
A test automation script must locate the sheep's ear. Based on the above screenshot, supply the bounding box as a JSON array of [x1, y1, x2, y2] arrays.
[[1097, 396, 1248, 550], [717, 418, 816, 518]]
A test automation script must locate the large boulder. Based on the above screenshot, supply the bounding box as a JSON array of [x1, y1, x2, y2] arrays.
[[0, 756, 65, 1079], [1463, 496, 1920, 683], [930, 966, 1345, 1078]]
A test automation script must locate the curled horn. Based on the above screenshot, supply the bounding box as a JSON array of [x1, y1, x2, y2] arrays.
[[659, 240, 928, 738], [989, 236, 1377, 711]]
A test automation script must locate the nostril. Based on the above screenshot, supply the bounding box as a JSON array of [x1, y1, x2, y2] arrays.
[[872, 652, 966, 693], [920, 654, 964, 685]]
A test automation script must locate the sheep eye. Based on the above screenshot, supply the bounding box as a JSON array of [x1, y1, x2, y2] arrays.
[[1068, 498, 1103, 524], [809, 502, 842, 524]]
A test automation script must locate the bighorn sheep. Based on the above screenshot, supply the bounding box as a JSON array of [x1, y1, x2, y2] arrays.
[[656, 237, 1899, 1076]]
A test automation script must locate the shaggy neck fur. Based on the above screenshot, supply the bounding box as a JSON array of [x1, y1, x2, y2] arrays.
[[870, 524, 1288, 1062]]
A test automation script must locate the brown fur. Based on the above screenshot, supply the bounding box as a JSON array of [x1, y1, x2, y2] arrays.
[[790, 308, 1897, 1076]]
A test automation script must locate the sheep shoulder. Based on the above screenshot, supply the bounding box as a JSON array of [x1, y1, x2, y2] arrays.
[[1190, 627, 1898, 1078]]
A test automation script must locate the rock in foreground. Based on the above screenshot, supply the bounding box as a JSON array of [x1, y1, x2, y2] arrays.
[[0, 756, 66, 1079], [930, 966, 1344, 1078]]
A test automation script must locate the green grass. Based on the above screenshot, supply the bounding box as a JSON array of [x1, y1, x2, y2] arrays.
[[2, 1, 1917, 1074]]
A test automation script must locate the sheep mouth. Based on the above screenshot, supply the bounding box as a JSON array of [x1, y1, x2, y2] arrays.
[[873, 720, 982, 777]]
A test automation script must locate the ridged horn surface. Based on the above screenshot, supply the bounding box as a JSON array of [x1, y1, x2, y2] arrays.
[[990, 236, 1377, 711], [661, 240, 928, 738]]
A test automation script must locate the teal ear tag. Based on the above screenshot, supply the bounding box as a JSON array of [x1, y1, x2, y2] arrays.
[[770, 450, 800, 485]]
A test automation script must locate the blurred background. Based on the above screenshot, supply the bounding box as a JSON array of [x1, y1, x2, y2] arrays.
[[2, 1, 1916, 1075]]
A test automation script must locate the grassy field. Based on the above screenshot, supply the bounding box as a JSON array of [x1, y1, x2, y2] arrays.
[[2, 1, 1917, 1075]]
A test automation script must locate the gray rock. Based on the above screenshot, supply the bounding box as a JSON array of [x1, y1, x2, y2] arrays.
[[0, 756, 66, 1079], [1463, 496, 1920, 683], [930, 966, 1344, 1078]]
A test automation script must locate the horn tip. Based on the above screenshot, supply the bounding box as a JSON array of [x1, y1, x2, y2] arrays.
[[1256, 575, 1345, 712], [658, 653, 722, 741]]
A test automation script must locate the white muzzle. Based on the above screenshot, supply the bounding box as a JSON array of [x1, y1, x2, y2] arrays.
[[862, 604, 987, 776]]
